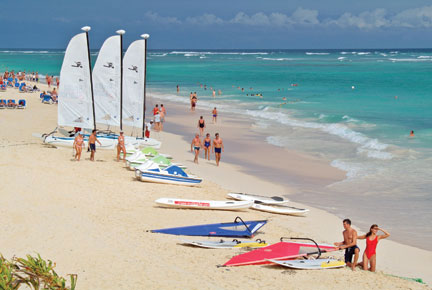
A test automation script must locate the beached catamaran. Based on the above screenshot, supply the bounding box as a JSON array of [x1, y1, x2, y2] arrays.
[[41, 27, 160, 148]]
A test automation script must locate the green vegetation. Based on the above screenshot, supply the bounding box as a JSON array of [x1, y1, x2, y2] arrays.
[[0, 254, 77, 290]]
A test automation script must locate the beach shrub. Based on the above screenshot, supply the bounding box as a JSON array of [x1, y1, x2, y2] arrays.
[[0, 254, 77, 290]]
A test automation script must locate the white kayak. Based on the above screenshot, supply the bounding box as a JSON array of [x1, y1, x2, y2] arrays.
[[227, 192, 289, 205], [267, 258, 345, 269], [251, 203, 309, 216], [155, 198, 253, 210], [181, 239, 268, 249]]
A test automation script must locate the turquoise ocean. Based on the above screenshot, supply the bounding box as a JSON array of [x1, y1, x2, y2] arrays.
[[1, 49, 431, 249]]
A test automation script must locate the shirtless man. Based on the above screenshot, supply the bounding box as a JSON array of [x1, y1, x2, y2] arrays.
[[117, 131, 126, 161], [190, 134, 202, 164], [73, 132, 84, 161], [212, 133, 224, 166], [212, 107, 218, 123], [88, 130, 101, 161], [334, 219, 360, 270]]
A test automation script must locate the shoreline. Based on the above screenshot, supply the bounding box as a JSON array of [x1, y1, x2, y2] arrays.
[[1, 81, 431, 288], [148, 91, 432, 251]]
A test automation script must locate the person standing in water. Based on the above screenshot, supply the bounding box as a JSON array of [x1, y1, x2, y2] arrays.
[[212, 133, 224, 166], [212, 107, 218, 123], [357, 225, 390, 272], [410, 130, 415, 137], [176, 84, 179, 93], [334, 219, 360, 271], [190, 134, 202, 164], [88, 130, 101, 161], [73, 132, 84, 161], [197, 116, 206, 136], [117, 131, 126, 161], [203, 133, 212, 161]]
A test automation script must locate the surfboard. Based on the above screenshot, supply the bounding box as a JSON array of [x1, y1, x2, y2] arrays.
[[155, 198, 253, 210], [151, 217, 267, 238], [267, 259, 345, 269], [181, 239, 268, 249], [251, 203, 309, 216], [227, 192, 289, 204]]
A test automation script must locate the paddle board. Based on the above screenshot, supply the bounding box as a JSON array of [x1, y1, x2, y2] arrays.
[[227, 192, 289, 204], [251, 203, 309, 216], [267, 259, 345, 269], [181, 239, 268, 249], [155, 198, 253, 210]]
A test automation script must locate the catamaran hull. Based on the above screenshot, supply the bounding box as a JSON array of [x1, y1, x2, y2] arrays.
[[43, 135, 116, 149]]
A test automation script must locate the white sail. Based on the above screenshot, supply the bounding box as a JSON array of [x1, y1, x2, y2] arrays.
[[122, 39, 145, 130], [93, 35, 121, 127], [58, 32, 94, 129]]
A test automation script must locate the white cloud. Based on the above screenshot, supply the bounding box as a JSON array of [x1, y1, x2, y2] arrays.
[[145, 11, 181, 25], [146, 6, 432, 29], [186, 13, 224, 25]]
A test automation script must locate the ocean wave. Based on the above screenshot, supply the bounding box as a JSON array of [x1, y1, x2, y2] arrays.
[[169, 51, 268, 55], [305, 52, 330, 55], [150, 53, 167, 57], [417, 55, 432, 59], [330, 160, 365, 179], [259, 57, 297, 61], [337, 57, 346, 60], [266, 136, 285, 147], [389, 58, 431, 62], [357, 52, 371, 55], [245, 108, 392, 159]]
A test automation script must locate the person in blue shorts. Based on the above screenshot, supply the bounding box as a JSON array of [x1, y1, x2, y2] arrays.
[[212, 133, 224, 166]]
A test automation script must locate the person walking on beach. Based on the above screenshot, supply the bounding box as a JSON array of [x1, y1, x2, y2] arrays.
[[73, 132, 84, 161], [197, 116, 206, 136], [153, 104, 159, 116], [191, 134, 202, 164], [88, 130, 101, 161], [213, 133, 224, 166], [117, 131, 126, 162], [154, 111, 161, 132], [56, 77, 59, 88], [145, 120, 153, 138], [203, 133, 211, 161], [357, 225, 390, 272], [334, 219, 360, 271], [212, 107, 218, 123]]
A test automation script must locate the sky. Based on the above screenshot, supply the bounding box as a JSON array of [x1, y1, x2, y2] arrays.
[[2, 0, 432, 49]]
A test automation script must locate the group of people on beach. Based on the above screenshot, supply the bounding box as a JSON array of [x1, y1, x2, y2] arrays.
[[152, 104, 166, 133], [335, 218, 390, 272], [191, 132, 224, 166]]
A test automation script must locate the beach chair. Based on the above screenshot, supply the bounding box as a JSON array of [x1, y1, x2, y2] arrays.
[[0, 99, 6, 109], [19, 83, 27, 93], [14, 79, 20, 88], [0, 84, 6, 91], [7, 99, 16, 109], [17, 99, 26, 109], [42, 95, 52, 104]]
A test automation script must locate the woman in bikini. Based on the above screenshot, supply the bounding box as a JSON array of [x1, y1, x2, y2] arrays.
[[197, 116, 205, 136], [73, 133, 85, 161], [203, 133, 211, 161], [357, 224, 390, 272]]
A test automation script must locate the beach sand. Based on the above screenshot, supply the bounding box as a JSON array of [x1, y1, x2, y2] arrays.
[[0, 82, 430, 289]]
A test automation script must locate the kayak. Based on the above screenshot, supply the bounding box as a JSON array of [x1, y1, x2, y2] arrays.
[[267, 258, 345, 269], [227, 192, 289, 205], [251, 203, 309, 216]]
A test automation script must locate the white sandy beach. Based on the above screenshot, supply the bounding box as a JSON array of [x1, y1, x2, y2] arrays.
[[0, 82, 431, 289]]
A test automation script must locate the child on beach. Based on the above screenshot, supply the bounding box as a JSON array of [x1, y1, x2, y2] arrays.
[[357, 225, 390, 272], [203, 133, 211, 161], [191, 134, 202, 164]]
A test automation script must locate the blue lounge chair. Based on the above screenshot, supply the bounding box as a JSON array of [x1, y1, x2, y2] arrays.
[[17, 99, 26, 109], [7, 99, 16, 108], [19, 83, 26, 92], [0, 99, 6, 109], [42, 95, 52, 104]]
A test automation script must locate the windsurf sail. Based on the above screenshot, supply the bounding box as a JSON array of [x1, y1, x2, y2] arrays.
[[122, 39, 145, 130], [224, 237, 338, 266], [151, 217, 267, 238], [58, 31, 94, 129], [93, 34, 122, 128]]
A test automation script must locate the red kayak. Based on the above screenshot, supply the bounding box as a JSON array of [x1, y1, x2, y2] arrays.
[[224, 238, 338, 267]]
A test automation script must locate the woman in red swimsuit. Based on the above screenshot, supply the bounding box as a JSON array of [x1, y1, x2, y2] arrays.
[[357, 224, 390, 272]]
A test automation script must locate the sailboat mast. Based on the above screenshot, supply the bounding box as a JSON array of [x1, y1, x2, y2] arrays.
[[117, 30, 125, 131], [82, 26, 96, 131], [141, 34, 150, 138]]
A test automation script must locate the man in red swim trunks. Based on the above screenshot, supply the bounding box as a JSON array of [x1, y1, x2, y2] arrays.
[[334, 219, 360, 271], [153, 104, 159, 116]]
